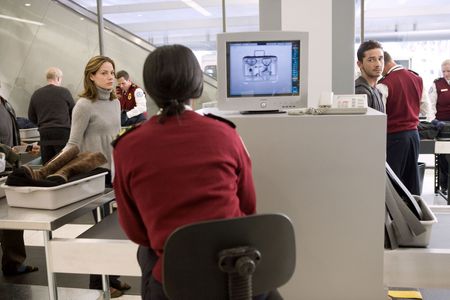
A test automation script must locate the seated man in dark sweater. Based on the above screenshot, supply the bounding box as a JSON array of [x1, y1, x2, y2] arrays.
[[28, 67, 75, 163]]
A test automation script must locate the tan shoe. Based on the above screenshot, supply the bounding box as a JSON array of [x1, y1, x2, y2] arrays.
[[111, 280, 131, 291], [109, 287, 123, 298]]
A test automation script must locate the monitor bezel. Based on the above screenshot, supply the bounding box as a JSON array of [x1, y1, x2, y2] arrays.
[[217, 31, 309, 112]]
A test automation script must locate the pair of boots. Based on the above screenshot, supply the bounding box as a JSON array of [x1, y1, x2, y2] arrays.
[[23, 146, 107, 182]]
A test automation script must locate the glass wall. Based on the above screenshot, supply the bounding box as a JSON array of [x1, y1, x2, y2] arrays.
[[0, 0, 219, 117], [72, 0, 260, 79], [0, 0, 100, 116]]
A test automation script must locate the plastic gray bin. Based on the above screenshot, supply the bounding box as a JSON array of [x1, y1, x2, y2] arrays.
[[398, 195, 437, 247]]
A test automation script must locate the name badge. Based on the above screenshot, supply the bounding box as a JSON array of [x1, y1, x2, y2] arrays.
[[441, 89, 448, 92]]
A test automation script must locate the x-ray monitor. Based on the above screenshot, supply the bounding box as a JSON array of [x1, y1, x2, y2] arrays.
[[217, 31, 308, 112]]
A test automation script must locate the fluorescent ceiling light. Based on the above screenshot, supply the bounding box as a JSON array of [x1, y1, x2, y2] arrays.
[[0, 14, 44, 26], [181, 0, 211, 17]]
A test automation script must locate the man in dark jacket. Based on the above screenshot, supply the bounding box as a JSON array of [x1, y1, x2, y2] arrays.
[[0, 95, 38, 276], [355, 40, 384, 112]]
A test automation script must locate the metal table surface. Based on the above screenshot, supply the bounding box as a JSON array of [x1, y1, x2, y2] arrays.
[[0, 189, 114, 231], [0, 189, 115, 300]]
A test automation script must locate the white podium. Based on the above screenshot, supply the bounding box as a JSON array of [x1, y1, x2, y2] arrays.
[[207, 108, 387, 300]]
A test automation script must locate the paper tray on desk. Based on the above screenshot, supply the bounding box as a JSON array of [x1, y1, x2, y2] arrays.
[[1, 172, 107, 210]]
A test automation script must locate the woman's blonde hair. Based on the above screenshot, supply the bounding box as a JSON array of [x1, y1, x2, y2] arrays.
[[79, 55, 116, 101]]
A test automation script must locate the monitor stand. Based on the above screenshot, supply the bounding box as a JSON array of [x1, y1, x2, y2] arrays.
[[240, 110, 286, 115]]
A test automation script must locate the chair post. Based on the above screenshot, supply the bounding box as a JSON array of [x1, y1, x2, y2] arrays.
[[218, 246, 261, 300]]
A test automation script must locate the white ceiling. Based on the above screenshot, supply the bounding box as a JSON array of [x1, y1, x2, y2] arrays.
[[73, 0, 450, 49]]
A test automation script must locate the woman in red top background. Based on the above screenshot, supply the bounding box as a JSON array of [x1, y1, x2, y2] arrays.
[[113, 44, 259, 299]]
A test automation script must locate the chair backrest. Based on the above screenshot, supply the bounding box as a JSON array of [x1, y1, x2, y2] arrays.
[[163, 213, 296, 300]]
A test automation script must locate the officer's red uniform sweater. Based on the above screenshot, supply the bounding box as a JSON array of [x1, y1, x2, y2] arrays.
[[117, 84, 139, 111], [379, 67, 422, 134], [113, 110, 256, 283], [435, 78, 450, 120]]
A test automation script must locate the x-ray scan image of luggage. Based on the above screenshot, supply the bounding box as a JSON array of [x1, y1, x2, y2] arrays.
[[242, 50, 278, 81]]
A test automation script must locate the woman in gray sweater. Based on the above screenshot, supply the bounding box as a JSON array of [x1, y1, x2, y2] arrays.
[[66, 55, 120, 172], [65, 55, 125, 297]]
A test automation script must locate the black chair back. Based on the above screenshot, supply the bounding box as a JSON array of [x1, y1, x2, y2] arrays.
[[163, 213, 296, 300]]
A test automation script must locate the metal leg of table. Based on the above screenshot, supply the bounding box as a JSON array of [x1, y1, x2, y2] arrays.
[[43, 231, 58, 300], [96, 206, 103, 223], [102, 274, 111, 300], [435, 154, 449, 202], [94, 201, 115, 223], [435, 154, 440, 194], [446, 154, 450, 205]]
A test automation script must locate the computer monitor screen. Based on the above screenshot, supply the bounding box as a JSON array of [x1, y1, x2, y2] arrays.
[[217, 31, 308, 112], [228, 41, 299, 97]]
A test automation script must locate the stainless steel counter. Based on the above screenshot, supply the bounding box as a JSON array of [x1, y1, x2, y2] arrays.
[[0, 189, 115, 300], [0, 189, 114, 231]]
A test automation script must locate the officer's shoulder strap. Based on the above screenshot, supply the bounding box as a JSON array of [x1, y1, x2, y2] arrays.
[[111, 123, 142, 147], [407, 69, 419, 76], [204, 113, 236, 128]]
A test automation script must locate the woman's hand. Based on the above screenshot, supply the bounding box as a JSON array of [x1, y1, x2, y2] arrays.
[[30, 143, 40, 156], [12, 142, 40, 156]]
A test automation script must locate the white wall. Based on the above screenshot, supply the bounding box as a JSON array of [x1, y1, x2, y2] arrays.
[[281, 0, 333, 107]]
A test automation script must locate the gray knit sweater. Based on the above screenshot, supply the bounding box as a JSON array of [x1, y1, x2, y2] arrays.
[[66, 87, 120, 170]]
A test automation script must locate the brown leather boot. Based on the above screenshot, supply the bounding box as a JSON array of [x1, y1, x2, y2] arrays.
[[23, 146, 79, 180], [46, 152, 107, 182]]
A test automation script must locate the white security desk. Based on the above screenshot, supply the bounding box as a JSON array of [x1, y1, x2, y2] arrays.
[[203, 108, 387, 300], [0, 190, 115, 300]]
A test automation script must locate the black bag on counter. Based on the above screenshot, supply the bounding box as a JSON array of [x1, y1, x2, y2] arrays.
[[437, 121, 450, 140], [418, 121, 439, 139]]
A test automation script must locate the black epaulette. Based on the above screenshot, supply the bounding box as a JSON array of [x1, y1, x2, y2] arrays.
[[111, 123, 142, 148], [434, 78, 441, 83], [204, 113, 236, 128], [408, 69, 419, 76]]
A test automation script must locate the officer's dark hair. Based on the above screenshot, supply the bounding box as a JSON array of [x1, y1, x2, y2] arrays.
[[116, 70, 129, 80], [143, 44, 203, 123], [357, 40, 383, 62]]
